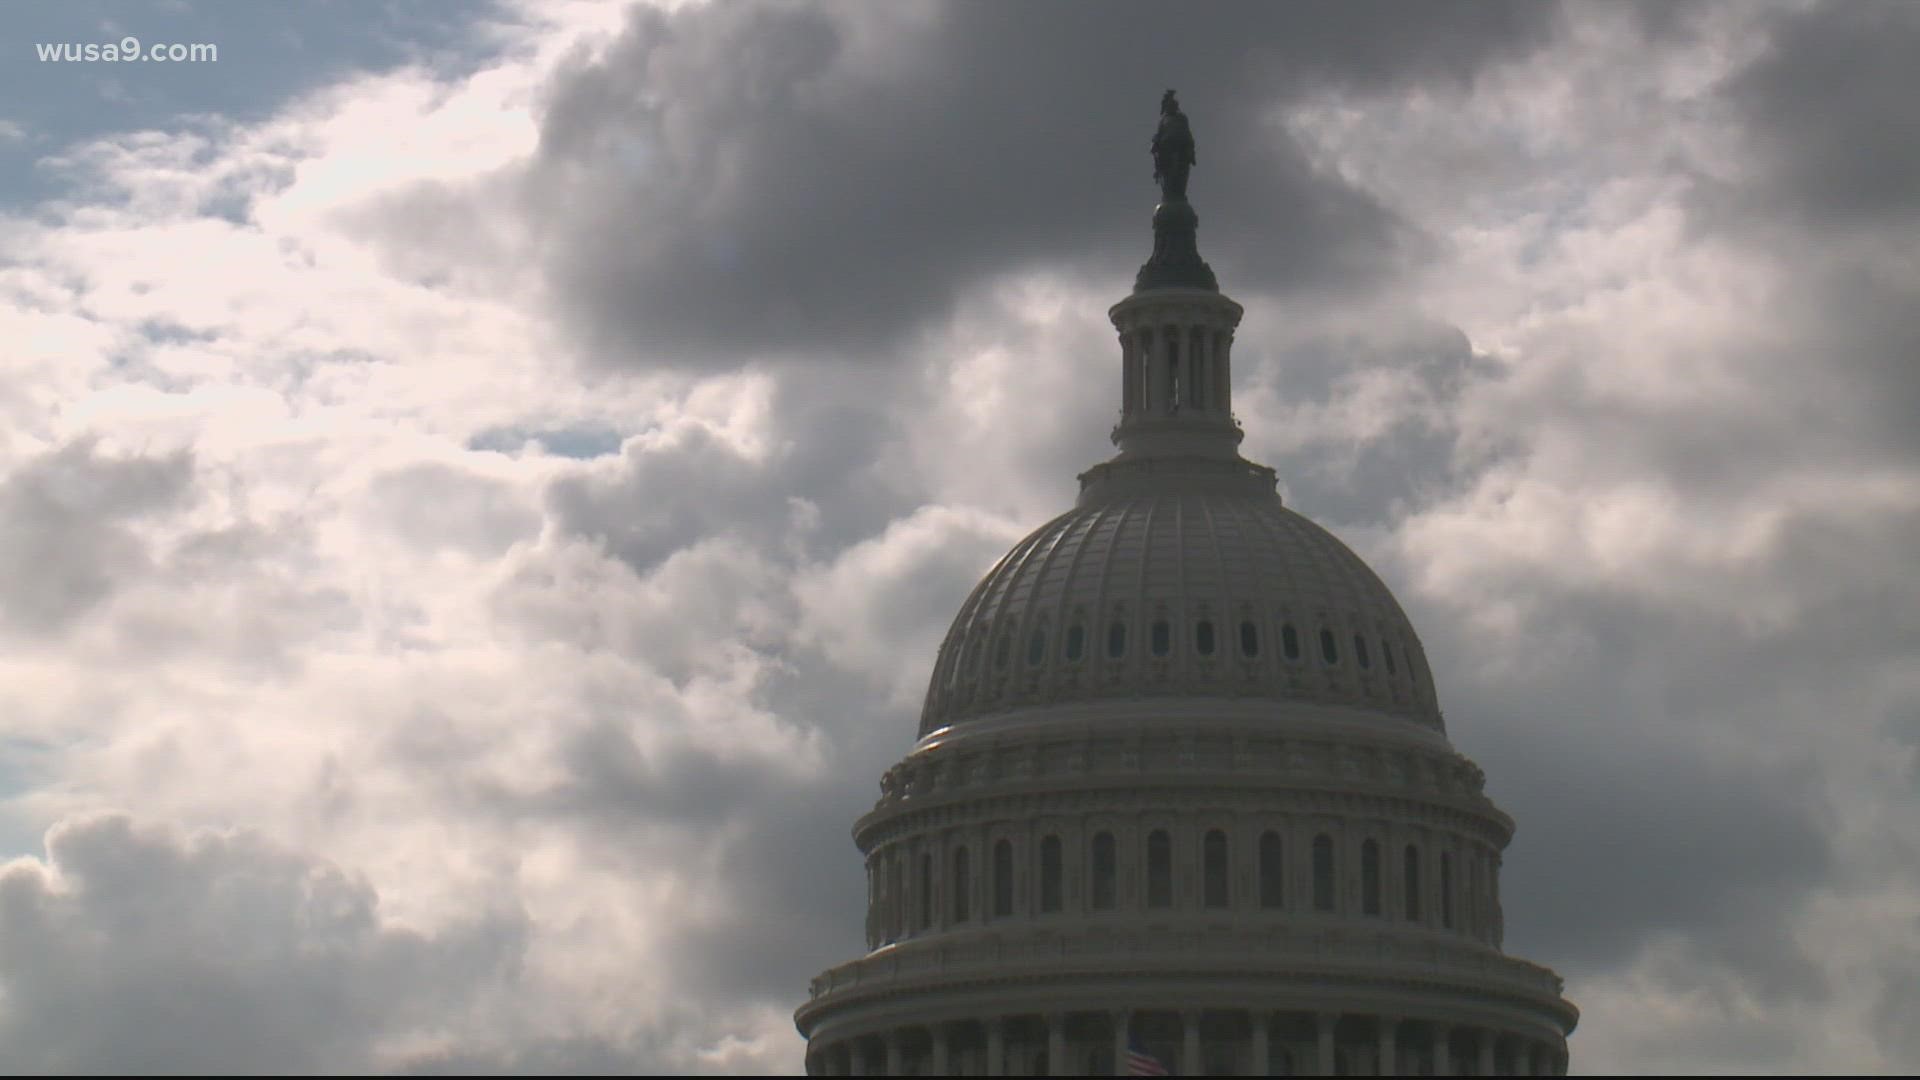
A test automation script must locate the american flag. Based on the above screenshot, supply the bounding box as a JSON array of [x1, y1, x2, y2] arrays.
[[1125, 1038, 1169, 1077]]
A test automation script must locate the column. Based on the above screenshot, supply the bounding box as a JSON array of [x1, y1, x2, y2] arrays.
[[1424, 841, 1440, 931], [884, 1031, 902, 1077], [1314, 1014, 1336, 1077], [1477, 1031, 1495, 1077], [849, 1039, 867, 1078], [1139, 328, 1156, 414], [887, 850, 902, 942], [1112, 1011, 1131, 1076], [1182, 320, 1198, 409], [1248, 1012, 1270, 1077], [987, 1016, 1006, 1077], [904, 839, 919, 937], [1048, 1014, 1068, 1077], [976, 825, 991, 927], [1122, 333, 1138, 414], [1376, 1017, 1397, 1076], [1217, 329, 1231, 414], [931, 1025, 949, 1075], [1431, 1024, 1451, 1077], [1182, 1011, 1202, 1077]]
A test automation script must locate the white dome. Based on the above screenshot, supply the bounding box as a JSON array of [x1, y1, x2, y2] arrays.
[[799, 96, 1573, 1078], [921, 482, 1440, 739]]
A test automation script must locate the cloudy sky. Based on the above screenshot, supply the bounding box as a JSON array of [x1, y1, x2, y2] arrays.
[[1, 0, 1916, 1073]]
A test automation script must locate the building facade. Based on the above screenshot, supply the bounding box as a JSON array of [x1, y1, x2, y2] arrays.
[[795, 95, 1576, 1077]]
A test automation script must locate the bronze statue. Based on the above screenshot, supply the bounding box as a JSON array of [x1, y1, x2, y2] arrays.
[[1134, 89, 1217, 292], [1151, 89, 1195, 202]]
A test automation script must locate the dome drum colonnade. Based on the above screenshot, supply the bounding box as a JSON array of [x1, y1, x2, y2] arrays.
[[796, 92, 1576, 1076]]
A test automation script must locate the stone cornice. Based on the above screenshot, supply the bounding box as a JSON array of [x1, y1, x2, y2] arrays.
[[1108, 287, 1244, 327], [797, 923, 1575, 1032], [856, 782, 1509, 854]]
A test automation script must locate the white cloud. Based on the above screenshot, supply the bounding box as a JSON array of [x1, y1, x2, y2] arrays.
[[1, 1, 1917, 1073]]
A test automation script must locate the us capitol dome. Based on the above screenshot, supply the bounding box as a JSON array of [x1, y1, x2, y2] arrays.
[[795, 92, 1577, 1077]]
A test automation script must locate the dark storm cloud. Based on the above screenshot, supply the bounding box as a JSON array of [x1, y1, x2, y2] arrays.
[[656, 769, 874, 1001], [524, 0, 1563, 368], [0, 438, 193, 634], [1687, 1, 1920, 461], [543, 367, 915, 574], [432, 665, 887, 1008], [0, 815, 526, 1074], [1487, 714, 1832, 973], [544, 424, 776, 573], [1773, 258, 1920, 464], [1421, 506, 1920, 1001], [1721, 1, 1920, 226], [1241, 318, 1500, 527]]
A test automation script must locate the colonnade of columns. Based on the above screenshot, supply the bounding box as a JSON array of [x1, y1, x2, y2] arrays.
[[807, 1009, 1565, 1077], [1120, 322, 1235, 420]]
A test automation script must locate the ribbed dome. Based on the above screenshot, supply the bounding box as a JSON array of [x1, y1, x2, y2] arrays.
[[804, 96, 1575, 1080], [919, 483, 1442, 738]]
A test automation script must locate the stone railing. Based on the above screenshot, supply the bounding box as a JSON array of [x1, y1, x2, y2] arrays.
[[803, 923, 1566, 1006], [872, 726, 1491, 818]]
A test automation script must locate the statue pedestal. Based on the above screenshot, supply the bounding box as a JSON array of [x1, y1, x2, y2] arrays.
[[1135, 199, 1217, 292]]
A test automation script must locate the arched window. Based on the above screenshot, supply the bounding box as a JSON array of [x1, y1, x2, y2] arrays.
[[1382, 641, 1397, 675], [1319, 628, 1339, 664], [1355, 634, 1371, 670], [993, 838, 1014, 918], [1065, 623, 1086, 662], [918, 853, 933, 931], [1151, 620, 1171, 657], [1240, 620, 1259, 658], [1440, 851, 1454, 929], [1107, 620, 1127, 659], [1040, 835, 1063, 914], [952, 846, 971, 923], [1027, 623, 1047, 667], [1312, 833, 1335, 912], [1195, 620, 1215, 656], [1281, 622, 1300, 661], [1146, 829, 1173, 908], [1090, 832, 1117, 911], [1203, 829, 1230, 909], [1361, 838, 1381, 916], [1404, 845, 1422, 921], [1259, 831, 1284, 909], [994, 633, 1011, 670]]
